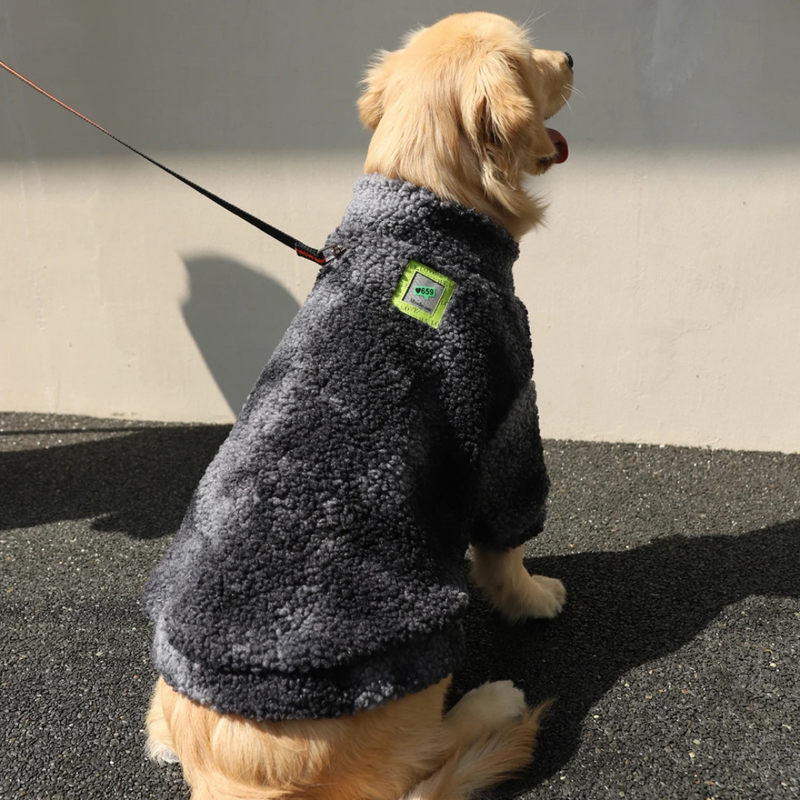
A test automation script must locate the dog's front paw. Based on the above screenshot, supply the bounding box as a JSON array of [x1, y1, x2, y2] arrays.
[[525, 575, 567, 619], [496, 573, 567, 623], [471, 547, 567, 623]]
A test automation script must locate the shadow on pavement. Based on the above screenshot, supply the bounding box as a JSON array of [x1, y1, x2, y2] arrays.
[[0, 425, 229, 538], [2, 425, 798, 795], [455, 520, 800, 794]]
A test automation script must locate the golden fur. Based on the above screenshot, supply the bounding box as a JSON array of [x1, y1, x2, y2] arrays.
[[147, 676, 553, 800], [146, 12, 572, 799], [359, 12, 573, 238]]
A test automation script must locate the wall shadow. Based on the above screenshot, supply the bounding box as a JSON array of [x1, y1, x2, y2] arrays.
[[0, 425, 229, 538], [453, 521, 800, 795], [181, 255, 300, 417], [0, 256, 301, 538]]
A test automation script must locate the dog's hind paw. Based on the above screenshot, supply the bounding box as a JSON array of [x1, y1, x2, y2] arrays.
[[445, 680, 527, 730], [146, 736, 180, 765]]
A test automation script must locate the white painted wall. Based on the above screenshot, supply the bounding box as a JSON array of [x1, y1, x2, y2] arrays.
[[1, 0, 799, 452]]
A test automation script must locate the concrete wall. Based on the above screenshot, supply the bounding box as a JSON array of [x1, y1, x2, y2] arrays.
[[2, 0, 799, 452]]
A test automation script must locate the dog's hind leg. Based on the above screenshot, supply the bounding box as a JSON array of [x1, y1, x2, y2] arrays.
[[471, 545, 566, 623], [401, 681, 551, 800]]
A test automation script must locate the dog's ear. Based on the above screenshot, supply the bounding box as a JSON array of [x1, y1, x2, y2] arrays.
[[461, 49, 552, 203], [358, 50, 395, 130], [359, 28, 427, 130]]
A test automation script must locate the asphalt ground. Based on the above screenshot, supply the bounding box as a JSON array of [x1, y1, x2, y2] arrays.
[[1, 411, 798, 800]]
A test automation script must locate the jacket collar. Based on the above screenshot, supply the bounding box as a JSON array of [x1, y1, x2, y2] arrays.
[[327, 174, 520, 286]]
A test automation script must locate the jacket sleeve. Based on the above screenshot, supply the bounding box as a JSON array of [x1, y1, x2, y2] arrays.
[[469, 380, 550, 551]]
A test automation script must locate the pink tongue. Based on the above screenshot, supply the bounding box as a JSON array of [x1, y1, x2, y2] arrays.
[[547, 128, 569, 164]]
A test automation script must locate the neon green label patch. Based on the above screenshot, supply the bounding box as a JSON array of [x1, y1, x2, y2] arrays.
[[391, 260, 456, 329]]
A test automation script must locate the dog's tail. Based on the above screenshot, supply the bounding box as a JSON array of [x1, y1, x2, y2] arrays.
[[400, 700, 552, 800]]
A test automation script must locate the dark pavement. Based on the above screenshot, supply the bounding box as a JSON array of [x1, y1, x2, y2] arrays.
[[1, 412, 798, 800]]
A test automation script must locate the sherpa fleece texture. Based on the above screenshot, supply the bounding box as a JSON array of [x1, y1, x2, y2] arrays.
[[144, 174, 549, 721]]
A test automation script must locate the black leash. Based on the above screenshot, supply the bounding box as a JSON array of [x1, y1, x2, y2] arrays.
[[0, 59, 345, 266]]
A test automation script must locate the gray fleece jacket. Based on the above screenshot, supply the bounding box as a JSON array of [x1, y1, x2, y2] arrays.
[[143, 174, 549, 721]]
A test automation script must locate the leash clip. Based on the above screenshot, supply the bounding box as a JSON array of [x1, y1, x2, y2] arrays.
[[321, 244, 347, 264]]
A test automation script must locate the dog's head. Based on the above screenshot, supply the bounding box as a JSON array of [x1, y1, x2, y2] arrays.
[[358, 12, 573, 239]]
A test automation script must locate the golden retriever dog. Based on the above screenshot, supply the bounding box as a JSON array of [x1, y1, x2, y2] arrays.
[[146, 11, 573, 800]]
